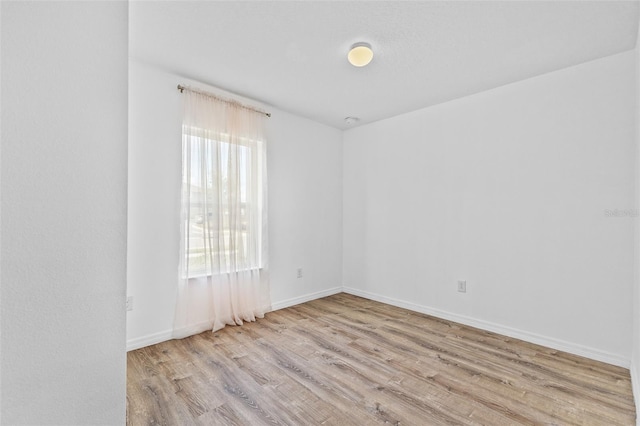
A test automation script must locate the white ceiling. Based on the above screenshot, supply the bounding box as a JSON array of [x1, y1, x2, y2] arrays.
[[130, 1, 640, 130]]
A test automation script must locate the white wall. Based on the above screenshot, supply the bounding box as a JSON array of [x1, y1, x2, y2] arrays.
[[343, 51, 636, 366], [127, 61, 343, 349], [1, 2, 128, 424]]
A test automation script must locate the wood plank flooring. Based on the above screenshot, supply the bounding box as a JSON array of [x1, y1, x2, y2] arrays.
[[127, 293, 636, 425]]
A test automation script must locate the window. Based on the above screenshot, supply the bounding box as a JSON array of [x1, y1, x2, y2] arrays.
[[182, 128, 265, 278]]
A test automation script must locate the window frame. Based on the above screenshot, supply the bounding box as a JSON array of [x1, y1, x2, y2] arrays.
[[182, 127, 265, 279]]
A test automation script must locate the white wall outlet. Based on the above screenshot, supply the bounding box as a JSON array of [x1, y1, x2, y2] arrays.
[[297, 268, 303, 278], [457, 280, 467, 293], [126, 296, 133, 311]]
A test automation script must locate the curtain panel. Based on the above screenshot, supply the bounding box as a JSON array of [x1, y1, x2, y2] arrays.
[[173, 89, 271, 339]]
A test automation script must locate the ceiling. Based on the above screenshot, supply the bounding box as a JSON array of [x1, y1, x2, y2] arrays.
[[130, 1, 640, 130]]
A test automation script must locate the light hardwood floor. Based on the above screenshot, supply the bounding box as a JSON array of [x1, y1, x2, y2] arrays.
[[127, 293, 636, 425]]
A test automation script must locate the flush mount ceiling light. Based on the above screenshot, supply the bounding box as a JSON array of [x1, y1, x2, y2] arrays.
[[344, 117, 360, 125], [348, 42, 373, 67]]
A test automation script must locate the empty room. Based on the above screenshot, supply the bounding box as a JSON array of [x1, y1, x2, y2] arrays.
[[3, 1, 640, 425]]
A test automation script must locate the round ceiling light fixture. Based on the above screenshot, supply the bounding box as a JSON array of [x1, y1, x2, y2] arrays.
[[344, 117, 360, 125], [348, 42, 373, 67]]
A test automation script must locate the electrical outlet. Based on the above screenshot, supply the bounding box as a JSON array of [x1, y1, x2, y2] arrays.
[[457, 280, 466, 293], [126, 296, 133, 311], [297, 268, 303, 278]]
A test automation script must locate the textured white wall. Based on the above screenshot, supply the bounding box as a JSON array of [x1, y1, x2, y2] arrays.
[[127, 61, 343, 349], [1, 2, 128, 424], [343, 51, 635, 365]]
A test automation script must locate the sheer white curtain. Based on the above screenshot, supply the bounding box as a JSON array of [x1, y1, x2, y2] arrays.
[[173, 89, 270, 339]]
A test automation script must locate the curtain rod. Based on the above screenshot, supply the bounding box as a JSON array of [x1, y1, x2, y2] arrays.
[[177, 84, 271, 118]]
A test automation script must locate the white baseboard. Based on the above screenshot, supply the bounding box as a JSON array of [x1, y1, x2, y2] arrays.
[[126, 286, 343, 352], [270, 287, 343, 311], [127, 285, 630, 369], [127, 328, 173, 352], [343, 286, 630, 368]]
